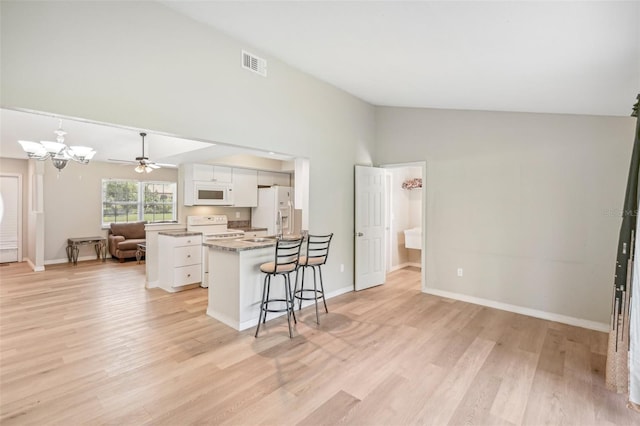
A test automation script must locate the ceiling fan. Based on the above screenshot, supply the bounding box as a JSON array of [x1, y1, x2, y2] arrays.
[[108, 132, 176, 173]]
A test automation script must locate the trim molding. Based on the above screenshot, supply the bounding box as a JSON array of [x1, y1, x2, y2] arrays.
[[45, 255, 108, 265], [389, 262, 421, 272], [207, 285, 355, 332], [25, 258, 44, 272], [423, 287, 610, 332], [325, 285, 353, 300]]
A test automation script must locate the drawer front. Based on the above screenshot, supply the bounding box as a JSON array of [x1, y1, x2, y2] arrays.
[[171, 236, 200, 247], [173, 245, 202, 267], [173, 264, 201, 287]]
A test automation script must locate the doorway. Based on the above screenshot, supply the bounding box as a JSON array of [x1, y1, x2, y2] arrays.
[[354, 162, 426, 292], [382, 162, 425, 289], [0, 174, 22, 263]]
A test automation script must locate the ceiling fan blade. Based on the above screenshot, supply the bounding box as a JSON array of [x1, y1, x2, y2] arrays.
[[148, 163, 161, 169], [107, 158, 137, 164], [153, 162, 178, 168]]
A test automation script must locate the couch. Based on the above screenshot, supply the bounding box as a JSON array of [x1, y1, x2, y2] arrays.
[[108, 222, 146, 262]]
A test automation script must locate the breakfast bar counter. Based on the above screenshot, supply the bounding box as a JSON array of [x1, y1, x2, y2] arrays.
[[203, 238, 282, 331]]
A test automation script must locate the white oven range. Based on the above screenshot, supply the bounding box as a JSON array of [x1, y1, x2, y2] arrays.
[[186, 215, 244, 288]]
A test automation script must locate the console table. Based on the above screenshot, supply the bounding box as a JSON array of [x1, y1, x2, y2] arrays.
[[66, 237, 107, 265], [136, 243, 146, 264]]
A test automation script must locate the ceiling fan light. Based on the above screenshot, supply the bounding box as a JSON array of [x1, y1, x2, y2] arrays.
[[135, 164, 146, 173], [145, 166, 153, 173]]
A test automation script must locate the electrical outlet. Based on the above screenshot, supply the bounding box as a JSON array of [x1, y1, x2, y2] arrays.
[[340, 264, 344, 273], [235, 211, 240, 219], [457, 268, 463, 277]]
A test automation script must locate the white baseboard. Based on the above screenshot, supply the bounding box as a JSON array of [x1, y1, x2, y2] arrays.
[[325, 285, 353, 299], [389, 262, 421, 272], [207, 285, 355, 332], [45, 255, 110, 265], [423, 287, 609, 332], [25, 258, 45, 272]]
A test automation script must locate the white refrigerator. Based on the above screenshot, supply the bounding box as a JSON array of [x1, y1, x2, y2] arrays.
[[251, 186, 293, 236]]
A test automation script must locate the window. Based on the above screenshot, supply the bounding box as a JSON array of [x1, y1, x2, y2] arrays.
[[102, 179, 176, 226]]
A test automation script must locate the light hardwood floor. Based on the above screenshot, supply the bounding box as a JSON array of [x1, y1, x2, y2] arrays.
[[0, 261, 637, 425]]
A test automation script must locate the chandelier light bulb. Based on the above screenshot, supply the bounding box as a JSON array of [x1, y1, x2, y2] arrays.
[[16, 119, 96, 172]]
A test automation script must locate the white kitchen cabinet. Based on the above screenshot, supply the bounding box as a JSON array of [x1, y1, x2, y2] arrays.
[[257, 171, 291, 187], [232, 168, 258, 207], [158, 234, 202, 292], [185, 164, 232, 183]]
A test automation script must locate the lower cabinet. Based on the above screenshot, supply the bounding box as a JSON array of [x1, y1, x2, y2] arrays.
[[158, 234, 202, 292]]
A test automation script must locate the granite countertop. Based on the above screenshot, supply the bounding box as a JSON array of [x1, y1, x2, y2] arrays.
[[204, 234, 305, 252], [232, 227, 269, 232], [158, 231, 202, 237], [204, 238, 276, 252]]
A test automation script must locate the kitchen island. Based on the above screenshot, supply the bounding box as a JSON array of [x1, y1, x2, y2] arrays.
[[204, 238, 283, 331]]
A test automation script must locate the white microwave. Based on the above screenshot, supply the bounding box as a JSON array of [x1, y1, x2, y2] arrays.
[[185, 181, 233, 206]]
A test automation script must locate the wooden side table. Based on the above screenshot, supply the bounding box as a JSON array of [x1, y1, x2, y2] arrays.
[[136, 243, 146, 264], [66, 237, 107, 266]]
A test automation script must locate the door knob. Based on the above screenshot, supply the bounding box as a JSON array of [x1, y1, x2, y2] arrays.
[[356, 232, 364, 237]]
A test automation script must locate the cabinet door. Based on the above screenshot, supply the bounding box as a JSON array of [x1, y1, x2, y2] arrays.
[[232, 168, 258, 207], [192, 164, 214, 181], [213, 166, 232, 183], [257, 171, 291, 187], [273, 172, 291, 187]]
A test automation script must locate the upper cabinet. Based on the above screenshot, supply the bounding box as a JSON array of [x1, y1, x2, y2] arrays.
[[182, 163, 291, 207], [257, 171, 291, 187], [185, 163, 232, 183], [232, 168, 258, 207]]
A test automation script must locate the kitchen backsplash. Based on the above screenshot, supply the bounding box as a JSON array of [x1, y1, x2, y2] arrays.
[[228, 220, 250, 229]]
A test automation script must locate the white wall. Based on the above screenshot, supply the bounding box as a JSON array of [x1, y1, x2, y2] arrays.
[[375, 106, 635, 325], [1, 1, 375, 292]]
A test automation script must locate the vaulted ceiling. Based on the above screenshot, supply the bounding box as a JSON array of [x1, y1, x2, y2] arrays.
[[3, 1, 638, 165], [162, 0, 640, 117]]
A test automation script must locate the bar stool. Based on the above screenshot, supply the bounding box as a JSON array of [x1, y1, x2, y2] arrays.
[[294, 233, 333, 324], [255, 237, 303, 338]]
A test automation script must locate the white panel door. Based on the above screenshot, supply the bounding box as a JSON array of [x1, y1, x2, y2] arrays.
[[0, 175, 20, 263], [355, 165, 386, 291]]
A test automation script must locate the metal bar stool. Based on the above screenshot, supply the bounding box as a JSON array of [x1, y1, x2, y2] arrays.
[[294, 233, 333, 324], [255, 237, 303, 338]]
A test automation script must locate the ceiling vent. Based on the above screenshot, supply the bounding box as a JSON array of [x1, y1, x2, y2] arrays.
[[242, 50, 267, 77]]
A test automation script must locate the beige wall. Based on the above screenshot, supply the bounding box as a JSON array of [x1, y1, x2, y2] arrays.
[[0, 157, 28, 260], [375, 107, 635, 324], [42, 160, 179, 262], [1, 1, 375, 293]]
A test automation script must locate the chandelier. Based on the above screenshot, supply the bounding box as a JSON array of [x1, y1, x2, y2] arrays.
[[18, 120, 96, 171]]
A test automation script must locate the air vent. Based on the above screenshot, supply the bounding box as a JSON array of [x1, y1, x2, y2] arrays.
[[242, 50, 267, 77]]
